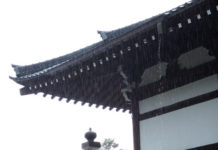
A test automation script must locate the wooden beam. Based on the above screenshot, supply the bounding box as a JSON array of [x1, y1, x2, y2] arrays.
[[187, 142, 218, 150], [139, 89, 218, 121]]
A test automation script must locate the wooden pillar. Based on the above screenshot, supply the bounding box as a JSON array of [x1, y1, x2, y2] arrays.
[[132, 92, 140, 150]]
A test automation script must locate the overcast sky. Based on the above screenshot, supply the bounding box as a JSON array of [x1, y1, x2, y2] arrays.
[[0, 0, 189, 149]]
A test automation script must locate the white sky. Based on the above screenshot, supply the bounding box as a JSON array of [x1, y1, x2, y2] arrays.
[[0, 0, 189, 149]]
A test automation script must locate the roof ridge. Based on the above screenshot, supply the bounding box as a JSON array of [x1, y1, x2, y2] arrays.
[[97, 0, 201, 41]]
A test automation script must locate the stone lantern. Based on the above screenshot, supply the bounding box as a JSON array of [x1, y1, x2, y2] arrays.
[[82, 128, 104, 150]]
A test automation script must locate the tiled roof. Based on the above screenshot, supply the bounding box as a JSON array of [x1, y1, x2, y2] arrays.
[[11, 41, 104, 80], [11, 0, 200, 82], [97, 0, 197, 41], [97, 15, 160, 40], [9, 0, 217, 111]]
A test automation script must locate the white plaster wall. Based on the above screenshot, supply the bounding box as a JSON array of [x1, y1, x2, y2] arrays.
[[139, 74, 218, 114], [178, 47, 215, 69], [139, 62, 168, 87], [140, 98, 218, 150]]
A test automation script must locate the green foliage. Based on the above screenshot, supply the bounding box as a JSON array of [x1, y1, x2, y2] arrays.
[[102, 138, 119, 150]]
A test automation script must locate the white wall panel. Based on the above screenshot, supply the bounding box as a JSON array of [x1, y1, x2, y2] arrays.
[[139, 75, 218, 114], [140, 98, 218, 150]]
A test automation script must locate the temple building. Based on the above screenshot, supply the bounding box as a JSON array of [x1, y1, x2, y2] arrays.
[[10, 0, 218, 149]]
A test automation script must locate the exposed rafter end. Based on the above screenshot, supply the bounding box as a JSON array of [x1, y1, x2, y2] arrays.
[[123, 106, 131, 113], [59, 97, 63, 101], [109, 107, 114, 111], [81, 102, 86, 106], [122, 108, 128, 113], [116, 108, 121, 112], [43, 93, 47, 97], [65, 98, 72, 103], [51, 95, 55, 99], [102, 105, 107, 109], [74, 100, 79, 104]]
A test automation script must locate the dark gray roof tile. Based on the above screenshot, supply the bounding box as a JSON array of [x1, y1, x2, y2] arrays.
[[11, 0, 203, 81]]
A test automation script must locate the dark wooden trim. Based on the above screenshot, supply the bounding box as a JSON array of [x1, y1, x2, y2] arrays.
[[187, 143, 218, 150], [95, 76, 121, 108], [132, 91, 141, 150], [139, 90, 218, 121]]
